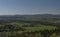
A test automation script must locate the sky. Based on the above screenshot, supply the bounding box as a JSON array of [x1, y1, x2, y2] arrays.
[[0, 0, 60, 15]]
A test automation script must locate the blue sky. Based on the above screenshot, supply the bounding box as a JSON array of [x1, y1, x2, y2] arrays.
[[0, 0, 60, 15]]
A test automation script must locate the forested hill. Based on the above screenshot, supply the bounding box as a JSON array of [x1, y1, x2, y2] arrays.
[[0, 14, 60, 22], [0, 14, 60, 26], [0, 14, 60, 19]]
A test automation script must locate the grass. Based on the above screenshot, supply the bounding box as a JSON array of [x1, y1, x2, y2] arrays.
[[23, 25, 57, 32], [0, 24, 59, 37]]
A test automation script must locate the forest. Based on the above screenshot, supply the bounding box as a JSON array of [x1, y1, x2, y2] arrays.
[[0, 14, 60, 37]]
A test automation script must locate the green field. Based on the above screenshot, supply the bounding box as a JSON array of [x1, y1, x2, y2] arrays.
[[0, 23, 60, 37]]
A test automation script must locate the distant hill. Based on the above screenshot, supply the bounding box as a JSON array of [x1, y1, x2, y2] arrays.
[[0, 14, 60, 26], [0, 14, 60, 20]]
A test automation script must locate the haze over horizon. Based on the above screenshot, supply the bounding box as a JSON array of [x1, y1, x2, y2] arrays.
[[0, 0, 60, 15]]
